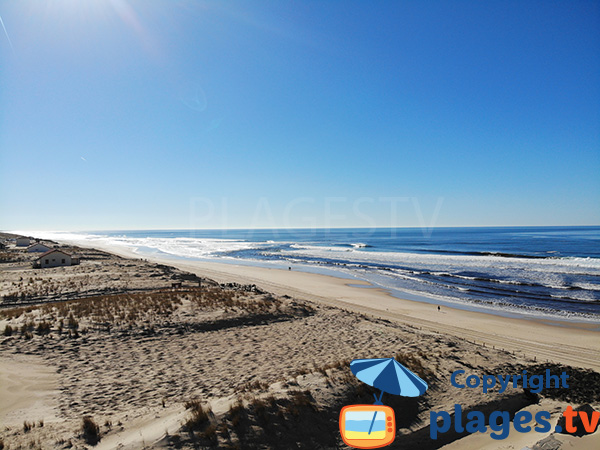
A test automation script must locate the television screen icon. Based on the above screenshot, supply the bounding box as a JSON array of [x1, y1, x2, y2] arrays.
[[339, 404, 396, 449]]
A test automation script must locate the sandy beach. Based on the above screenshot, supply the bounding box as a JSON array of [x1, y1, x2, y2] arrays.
[[172, 259, 600, 372], [1, 235, 599, 449], [67, 239, 600, 373]]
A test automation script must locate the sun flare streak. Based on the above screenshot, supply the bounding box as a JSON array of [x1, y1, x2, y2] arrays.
[[106, 0, 161, 59], [109, 0, 145, 37], [0, 15, 15, 54]]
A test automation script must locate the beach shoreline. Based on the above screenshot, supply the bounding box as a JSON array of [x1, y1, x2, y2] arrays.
[[55, 238, 600, 373], [20, 227, 600, 323]]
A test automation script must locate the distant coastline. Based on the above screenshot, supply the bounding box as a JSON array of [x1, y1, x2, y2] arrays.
[[21, 226, 600, 323]]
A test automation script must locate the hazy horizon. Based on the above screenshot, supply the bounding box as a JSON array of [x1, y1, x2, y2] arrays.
[[8, 224, 600, 235]]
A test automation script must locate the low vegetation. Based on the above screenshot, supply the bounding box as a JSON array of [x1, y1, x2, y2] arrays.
[[1, 285, 312, 341], [183, 399, 212, 431], [396, 351, 436, 381], [23, 421, 34, 433], [0, 246, 200, 304], [81, 416, 100, 445]]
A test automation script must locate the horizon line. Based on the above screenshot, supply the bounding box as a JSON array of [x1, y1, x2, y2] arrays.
[[5, 224, 600, 234]]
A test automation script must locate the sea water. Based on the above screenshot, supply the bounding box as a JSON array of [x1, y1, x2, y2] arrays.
[[29, 226, 600, 321]]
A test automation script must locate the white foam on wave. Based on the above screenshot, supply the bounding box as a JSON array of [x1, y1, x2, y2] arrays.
[[20, 231, 258, 259], [282, 245, 600, 273], [279, 244, 600, 305], [356, 269, 600, 322], [115, 237, 256, 258], [15, 230, 105, 243], [573, 282, 600, 291]]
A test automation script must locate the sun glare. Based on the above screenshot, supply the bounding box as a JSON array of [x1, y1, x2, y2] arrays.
[[33, 0, 158, 58]]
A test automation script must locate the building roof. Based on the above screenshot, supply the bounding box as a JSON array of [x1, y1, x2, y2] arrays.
[[27, 243, 50, 249], [36, 249, 72, 260]]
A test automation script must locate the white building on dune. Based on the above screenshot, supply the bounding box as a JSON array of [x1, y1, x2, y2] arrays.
[[34, 249, 77, 269], [27, 243, 52, 253]]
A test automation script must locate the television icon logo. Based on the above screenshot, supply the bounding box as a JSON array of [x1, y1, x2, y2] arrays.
[[339, 405, 396, 449]]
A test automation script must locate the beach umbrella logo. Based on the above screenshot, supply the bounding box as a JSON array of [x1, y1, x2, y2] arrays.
[[339, 357, 428, 449]]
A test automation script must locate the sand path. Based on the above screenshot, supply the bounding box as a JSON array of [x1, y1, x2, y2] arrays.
[[0, 354, 60, 426], [93, 407, 186, 450]]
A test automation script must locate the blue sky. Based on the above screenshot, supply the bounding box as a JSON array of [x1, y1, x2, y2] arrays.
[[1, 0, 599, 230]]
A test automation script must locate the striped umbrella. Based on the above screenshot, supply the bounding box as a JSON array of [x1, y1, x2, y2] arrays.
[[350, 358, 428, 403], [350, 357, 428, 435]]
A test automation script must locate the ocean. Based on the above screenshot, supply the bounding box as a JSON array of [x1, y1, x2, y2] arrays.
[[31, 226, 600, 321]]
